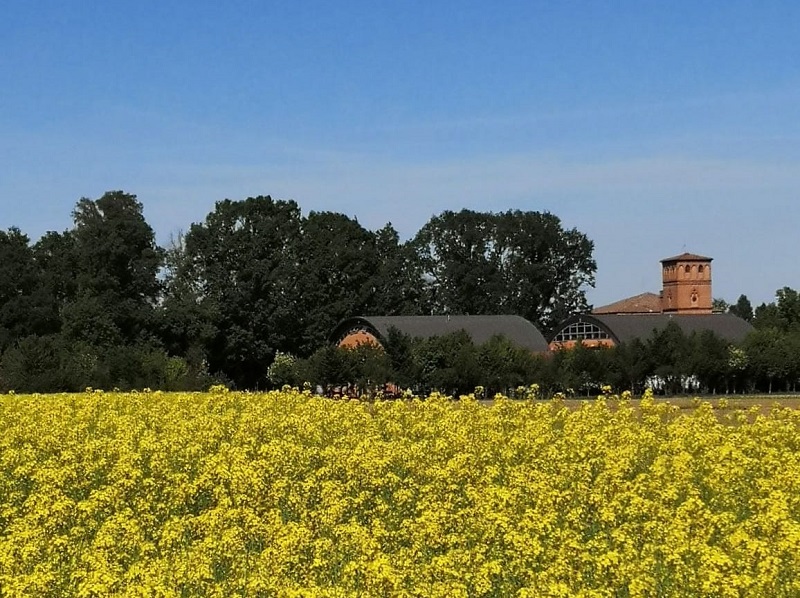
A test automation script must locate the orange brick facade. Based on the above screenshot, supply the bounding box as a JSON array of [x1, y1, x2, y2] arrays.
[[660, 255, 712, 314], [338, 329, 381, 349]]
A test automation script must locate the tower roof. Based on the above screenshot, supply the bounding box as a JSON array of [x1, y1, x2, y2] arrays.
[[660, 252, 712, 263]]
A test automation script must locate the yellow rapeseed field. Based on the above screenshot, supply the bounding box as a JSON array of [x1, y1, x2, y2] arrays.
[[1, 388, 799, 597]]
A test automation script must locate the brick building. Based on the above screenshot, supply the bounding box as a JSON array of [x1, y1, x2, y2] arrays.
[[549, 252, 752, 350]]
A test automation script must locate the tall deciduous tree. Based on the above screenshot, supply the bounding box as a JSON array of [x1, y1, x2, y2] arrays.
[[369, 223, 430, 316], [413, 209, 595, 333], [159, 231, 217, 369], [173, 196, 303, 388], [293, 211, 381, 355], [167, 197, 422, 387], [66, 191, 164, 345]]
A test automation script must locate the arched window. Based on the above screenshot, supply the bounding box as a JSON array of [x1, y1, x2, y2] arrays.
[[684, 265, 691, 279], [553, 321, 611, 342]]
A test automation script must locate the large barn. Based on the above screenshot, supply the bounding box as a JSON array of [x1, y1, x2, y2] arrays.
[[549, 252, 753, 350], [331, 315, 550, 353]]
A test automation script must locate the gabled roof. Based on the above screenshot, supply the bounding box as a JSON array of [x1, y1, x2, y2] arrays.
[[552, 313, 753, 345], [660, 252, 713, 263], [592, 292, 662, 315], [332, 315, 549, 352]]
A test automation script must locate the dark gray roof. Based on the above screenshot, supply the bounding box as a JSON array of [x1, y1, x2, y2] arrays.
[[332, 315, 550, 352], [554, 313, 753, 344]]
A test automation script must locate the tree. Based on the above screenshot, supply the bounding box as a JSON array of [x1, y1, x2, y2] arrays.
[[0, 335, 101, 393], [556, 341, 605, 396], [751, 288, 800, 332], [159, 231, 217, 370], [266, 351, 303, 388], [0, 228, 60, 352], [727, 346, 749, 393], [413, 209, 595, 333], [610, 339, 652, 395], [414, 210, 503, 317], [368, 224, 430, 316], [348, 342, 393, 396], [784, 330, 800, 392], [174, 196, 304, 388], [776, 287, 800, 331], [744, 328, 789, 393], [413, 330, 481, 396], [689, 330, 730, 394], [477, 334, 537, 396], [382, 326, 420, 390], [647, 321, 691, 395], [292, 211, 381, 355], [753, 302, 783, 331], [66, 191, 164, 345], [712, 298, 730, 313], [304, 345, 354, 395], [729, 294, 754, 322], [167, 197, 429, 389]]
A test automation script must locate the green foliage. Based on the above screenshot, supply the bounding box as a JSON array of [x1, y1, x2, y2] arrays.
[[646, 321, 691, 395], [413, 209, 596, 333], [712, 297, 730, 313], [172, 195, 305, 388], [267, 352, 302, 389], [166, 199, 429, 389], [477, 334, 538, 395], [69, 191, 164, 344], [381, 327, 419, 389], [754, 302, 783, 330], [412, 330, 481, 396], [690, 329, 730, 394], [744, 328, 789, 393], [0, 228, 60, 353], [292, 211, 382, 355], [729, 294, 754, 322], [370, 224, 431, 316], [0, 335, 85, 392], [776, 287, 800, 330], [608, 338, 651, 394], [752, 288, 800, 332], [347, 343, 393, 395]]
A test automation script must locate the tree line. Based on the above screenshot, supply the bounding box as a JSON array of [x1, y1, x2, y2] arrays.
[[265, 294, 800, 398], [0, 191, 595, 392], [3, 190, 798, 395]]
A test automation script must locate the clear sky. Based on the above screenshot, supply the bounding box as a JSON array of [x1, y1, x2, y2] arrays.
[[2, 1, 798, 308]]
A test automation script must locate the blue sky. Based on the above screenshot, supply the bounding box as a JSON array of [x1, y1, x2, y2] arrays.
[[2, 1, 798, 308]]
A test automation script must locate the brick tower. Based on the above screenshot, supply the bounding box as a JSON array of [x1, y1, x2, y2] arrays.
[[660, 253, 713, 314]]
